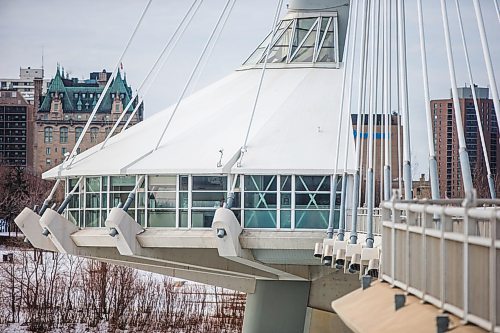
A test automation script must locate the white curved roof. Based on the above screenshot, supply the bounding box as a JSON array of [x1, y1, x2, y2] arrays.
[[43, 66, 356, 179]]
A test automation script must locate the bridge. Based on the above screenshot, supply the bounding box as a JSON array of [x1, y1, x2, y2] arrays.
[[14, 0, 499, 332]]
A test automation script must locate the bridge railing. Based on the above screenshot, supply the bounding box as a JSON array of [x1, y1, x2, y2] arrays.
[[379, 197, 500, 332]]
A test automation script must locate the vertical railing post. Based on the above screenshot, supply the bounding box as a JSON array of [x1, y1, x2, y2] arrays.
[[490, 212, 497, 331], [439, 209, 447, 310], [390, 191, 399, 286], [463, 204, 470, 323], [405, 207, 413, 291], [422, 205, 431, 301]]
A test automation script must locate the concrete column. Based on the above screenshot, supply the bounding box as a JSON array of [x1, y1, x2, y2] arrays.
[[242, 280, 310, 333]]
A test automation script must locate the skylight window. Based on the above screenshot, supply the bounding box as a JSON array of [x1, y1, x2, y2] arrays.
[[243, 14, 338, 66]]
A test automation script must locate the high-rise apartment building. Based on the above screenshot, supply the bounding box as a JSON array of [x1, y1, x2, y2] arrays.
[[0, 67, 51, 104], [0, 89, 34, 167], [432, 86, 498, 198], [34, 66, 143, 174]]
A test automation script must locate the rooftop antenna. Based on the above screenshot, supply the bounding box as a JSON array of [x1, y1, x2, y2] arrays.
[[41, 45, 44, 77]]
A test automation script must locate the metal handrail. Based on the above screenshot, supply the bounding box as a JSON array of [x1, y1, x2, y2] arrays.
[[380, 198, 499, 332]]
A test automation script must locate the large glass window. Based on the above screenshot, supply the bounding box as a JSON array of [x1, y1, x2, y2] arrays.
[[191, 176, 227, 228], [44, 127, 53, 143], [60, 126, 68, 143], [90, 127, 99, 143], [75, 127, 83, 141], [65, 174, 338, 231], [244, 15, 338, 65], [244, 175, 277, 228], [295, 175, 330, 229], [147, 175, 176, 227], [110, 176, 136, 220], [67, 178, 83, 227]]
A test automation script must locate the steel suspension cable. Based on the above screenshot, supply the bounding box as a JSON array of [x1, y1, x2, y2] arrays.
[[366, 0, 381, 248], [472, 0, 500, 135], [417, 0, 440, 200], [153, 0, 236, 151], [358, 21, 371, 208], [101, 0, 203, 147], [394, 0, 403, 197], [494, 0, 500, 24], [349, 0, 370, 245], [189, 0, 237, 96], [397, 0, 413, 200], [383, 0, 391, 201], [338, 0, 360, 242], [439, 0, 474, 195], [237, 0, 284, 167], [326, 0, 356, 240], [455, 0, 496, 198]]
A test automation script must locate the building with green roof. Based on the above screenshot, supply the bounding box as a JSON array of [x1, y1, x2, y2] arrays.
[[34, 65, 143, 174]]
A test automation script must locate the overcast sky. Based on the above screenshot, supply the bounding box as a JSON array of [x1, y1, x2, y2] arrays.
[[0, 0, 498, 176]]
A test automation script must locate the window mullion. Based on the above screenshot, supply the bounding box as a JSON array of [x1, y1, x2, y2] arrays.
[[286, 19, 298, 63], [188, 175, 192, 229], [315, 17, 332, 62], [241, 175, 245, 227], [145, 175, 149, 228], [277, 175, 281, 229], [291, 175, 296, 230], [83, 177, 86, 228], [175, 175, 179, 228], [313, 16, 322, 62], [334, 16, 339, 65]]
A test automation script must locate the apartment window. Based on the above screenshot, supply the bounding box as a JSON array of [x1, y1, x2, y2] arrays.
[[62, 147, 67, 156], [44, 127, 53, 143], [90, 127, 99, 143], [75, 127, 83, 141], [46, 158, 51, 165], [46, 147, 51, 155], [60, 127, 68, 143]]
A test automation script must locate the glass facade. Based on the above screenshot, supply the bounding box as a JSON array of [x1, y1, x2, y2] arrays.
[[65, 174, 342, 230], [243, 14, 339, 65]]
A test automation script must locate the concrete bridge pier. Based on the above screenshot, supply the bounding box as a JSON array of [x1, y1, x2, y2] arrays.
[[242, 279, 354, 333], [242, 280, 310, 333]]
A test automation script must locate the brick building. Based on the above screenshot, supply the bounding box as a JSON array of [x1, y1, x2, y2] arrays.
[[351, 113, 403, 204], [34, 66, 143, 174], [432, 86, 499, 198]]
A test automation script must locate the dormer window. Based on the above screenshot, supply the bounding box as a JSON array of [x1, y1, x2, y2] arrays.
[[59, 93, 64, 98], [89, 93, 93, 98], [111, 93, 115, 99], [51, 92, 55, 97], [120, 93, 125, 99], [82, 93, 86, 98], [97, 93, 101, 98], [74, 93, 78, 98]]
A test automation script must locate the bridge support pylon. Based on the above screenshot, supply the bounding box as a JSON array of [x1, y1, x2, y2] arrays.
[[242, 280, 310, 333]]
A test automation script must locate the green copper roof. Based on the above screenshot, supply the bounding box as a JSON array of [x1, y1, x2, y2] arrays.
[[39, 68, 137, 114]]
